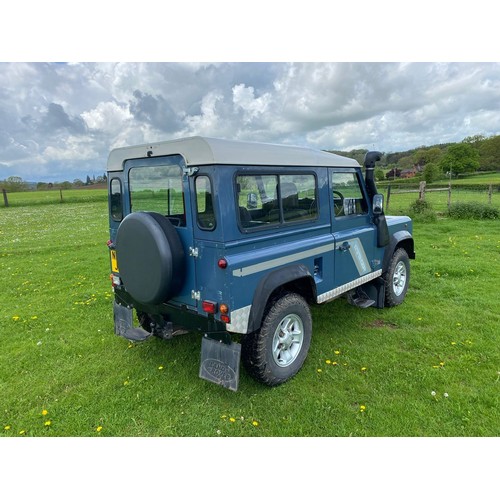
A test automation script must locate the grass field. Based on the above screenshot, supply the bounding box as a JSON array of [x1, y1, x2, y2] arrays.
[[1, 198, 499, 437]]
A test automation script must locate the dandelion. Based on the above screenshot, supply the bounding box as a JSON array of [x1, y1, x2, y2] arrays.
[[334, 350, 340, 355], [4, 425, 11, 431], [221, 415, 227, 419], [360, 405, 366, 412], [41, 409, 48, 416], [444, 393, 449, 398], [332, 361, 338, 366], [435, 272, 441, 277], [12, 316, 20, 321], [417, 317, 423, 321], [96, 426, 103, 433], [451, 341, 457, 345], [19, 430, 26, 435], [431, 391, 436, 397], [123, 380, 129, 386], [439, 361, 445, 367], [326, 359, 332, 365], [317, 368, 322, 373], [361, 367, 367, 372], [229, 417, 236, 423], [44, 420, 52, 427], [252, 420, 259, 427], [31, 316, 38, 320], [158, 365, 164, 370]]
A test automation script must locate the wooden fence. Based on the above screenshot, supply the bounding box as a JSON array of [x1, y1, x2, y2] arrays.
[[385, 181, 495, 212]]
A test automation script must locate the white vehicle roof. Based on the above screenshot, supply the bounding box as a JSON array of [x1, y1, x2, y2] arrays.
[[107, 136, 359, 171]]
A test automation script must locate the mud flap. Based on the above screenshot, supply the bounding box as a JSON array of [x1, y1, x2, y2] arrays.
[[199, 336, 241, 392], [113, 301, 153, 341]]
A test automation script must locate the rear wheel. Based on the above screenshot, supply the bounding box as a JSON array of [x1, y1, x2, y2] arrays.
[[242, 293, 312, 386], [384, 247, 410, 307]]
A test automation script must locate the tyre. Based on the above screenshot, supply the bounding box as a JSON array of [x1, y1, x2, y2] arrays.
[[242, 293, 312, 386], [115, 212, 185, 305], [383, 247, 410, 307]]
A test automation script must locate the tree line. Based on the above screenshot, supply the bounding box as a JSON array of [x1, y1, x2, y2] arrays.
[[0, 173, 107, 192], [329, 134, 500, 182]]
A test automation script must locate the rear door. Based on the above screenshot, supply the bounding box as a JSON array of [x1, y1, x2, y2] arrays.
[[330, 168, 378, 287], [125, 155, 198, 309]]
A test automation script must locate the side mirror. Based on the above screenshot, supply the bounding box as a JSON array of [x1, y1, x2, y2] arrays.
[[373, 194, 384, 216]]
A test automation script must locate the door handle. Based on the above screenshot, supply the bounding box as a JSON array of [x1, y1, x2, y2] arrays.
[[339, 241, 351, 252]]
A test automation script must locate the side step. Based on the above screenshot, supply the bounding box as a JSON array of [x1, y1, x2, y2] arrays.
[[350, 297, 376, 309]]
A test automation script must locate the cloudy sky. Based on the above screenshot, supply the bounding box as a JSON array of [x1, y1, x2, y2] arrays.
[[1, 61, 499, 182]]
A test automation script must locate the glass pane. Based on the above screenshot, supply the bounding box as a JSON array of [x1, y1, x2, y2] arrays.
[[196, 176, 216, 230], [237, 175, 279, 228], [110, 178, 122, 221], [281, 174, 317, 222], [331, 172, 368, 216], [129, 159, 185, 226]]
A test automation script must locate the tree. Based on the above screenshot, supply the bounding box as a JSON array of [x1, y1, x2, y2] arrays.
[[413, 147, 442, 166], [423, 162, 441, 183], [2, 176, 27, 192], [439, 143, 480, 177], [478, 135, 500, 170]]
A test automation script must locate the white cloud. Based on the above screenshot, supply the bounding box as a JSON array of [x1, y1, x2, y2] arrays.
[[1, 61, 500, 181], [81, 101, 132, 134]]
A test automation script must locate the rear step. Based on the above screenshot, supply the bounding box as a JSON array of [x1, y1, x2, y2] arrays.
[[113, 302, 153, 341]]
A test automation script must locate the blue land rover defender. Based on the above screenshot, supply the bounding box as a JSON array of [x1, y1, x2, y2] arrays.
[[107, 137, 415, 390]]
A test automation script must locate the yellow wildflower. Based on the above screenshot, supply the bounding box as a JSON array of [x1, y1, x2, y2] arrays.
[[360, 405, 366, 412], [44, 420, 52, 427], [19, 430, 26, 435], [326, 359, 331, 364], [229, 417, 236, 423], [96, 426, 103, 433], [317, 368, 322, 373], [361, 367, 367, 372], [12, 316, 20, 321], [158, 365, 164, 370], [252, 420, 259, 427], [4, 425, 11, 431], [332, 361, 338, 366], [334, 350, 340, 355], [42, 409, 48, 416]]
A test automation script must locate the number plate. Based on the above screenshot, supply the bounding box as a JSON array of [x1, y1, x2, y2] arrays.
[[110, 250, 119, 273]]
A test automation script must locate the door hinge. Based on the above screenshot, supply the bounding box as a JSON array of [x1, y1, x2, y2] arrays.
[[191, 290, 201, 301], [189, 247, 199, 258]]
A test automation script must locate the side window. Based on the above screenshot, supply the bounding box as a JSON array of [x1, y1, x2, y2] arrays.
[[195, 175, 216, 230], [110, 178, 123, 221], [331, 172, 368, 217], [281, 174, 317, 222], [236, 173, 317, 230], [237, 175, 279, 228]]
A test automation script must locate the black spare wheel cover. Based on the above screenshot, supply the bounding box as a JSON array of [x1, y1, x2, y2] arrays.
[[115, 212, 185, 304]]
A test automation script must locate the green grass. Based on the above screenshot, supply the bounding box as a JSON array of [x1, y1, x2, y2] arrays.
[[1, 188, 108, 207], [1, 200, 499, 437]]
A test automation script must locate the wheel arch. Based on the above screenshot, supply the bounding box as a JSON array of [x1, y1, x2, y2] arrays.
[[246, 264, 316, 333], [382, 231, 415, 273]]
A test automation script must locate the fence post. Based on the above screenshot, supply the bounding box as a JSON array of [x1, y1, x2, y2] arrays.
[[60, 189, 63, 203], [488, 184, 493, 205], [419, 181, 426, 201], [447, 180, 452, 210], [2, 188, 8, 207], [386, 184, 391, 212]]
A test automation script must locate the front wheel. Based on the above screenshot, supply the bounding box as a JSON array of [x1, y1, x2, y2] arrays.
[[241, 293, 312, 386], [384, 247, 410, 307]]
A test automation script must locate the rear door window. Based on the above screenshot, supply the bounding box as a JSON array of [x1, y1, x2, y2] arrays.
[[127, 155, 186, 227]]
